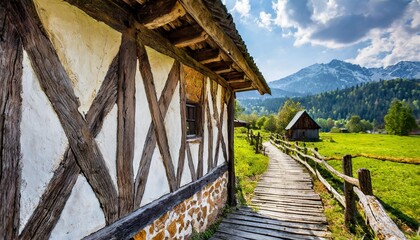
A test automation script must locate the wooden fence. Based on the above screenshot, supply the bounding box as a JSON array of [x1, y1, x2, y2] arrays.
[[270, 134, 406, 240], [247, 130, 264, 154]]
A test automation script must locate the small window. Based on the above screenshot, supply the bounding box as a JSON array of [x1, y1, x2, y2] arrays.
[[186, 103, 200, 137]]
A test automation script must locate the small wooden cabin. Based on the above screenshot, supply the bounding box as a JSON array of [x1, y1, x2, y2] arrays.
[[0, 0, 270, 239], [285, 111, 320, 141]]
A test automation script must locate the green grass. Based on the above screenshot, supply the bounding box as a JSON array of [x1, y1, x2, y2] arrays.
[[306, 133, 420, 164], [303, 133, 420, 237], [234, 127, 269, 205]]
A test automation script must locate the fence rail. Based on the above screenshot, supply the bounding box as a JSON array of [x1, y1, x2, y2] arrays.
[[270, 134, 406, 240]]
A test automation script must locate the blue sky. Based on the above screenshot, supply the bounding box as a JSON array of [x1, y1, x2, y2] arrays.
[[222, 0, 420, 81]]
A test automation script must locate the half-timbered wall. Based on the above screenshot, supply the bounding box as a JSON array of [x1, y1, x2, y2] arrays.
[[0, 0, 231, 238]]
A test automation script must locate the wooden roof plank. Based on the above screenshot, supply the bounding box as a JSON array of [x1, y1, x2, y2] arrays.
[[179, 0, 270, 94]]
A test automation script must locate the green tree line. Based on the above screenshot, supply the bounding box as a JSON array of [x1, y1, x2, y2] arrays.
[[239, 78, 420, 124]]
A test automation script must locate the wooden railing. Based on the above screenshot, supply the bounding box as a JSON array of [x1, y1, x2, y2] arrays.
[[270, 134, 406, 240], [247, 130, 264, 154]]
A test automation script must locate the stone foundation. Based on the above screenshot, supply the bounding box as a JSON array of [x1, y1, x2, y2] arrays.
[[133, 172, 228, 239]]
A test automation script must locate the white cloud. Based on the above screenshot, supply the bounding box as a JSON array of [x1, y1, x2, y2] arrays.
[[348, 0, 420, 67], [256, 11, 273, 30], [231, 0, 251, 18]]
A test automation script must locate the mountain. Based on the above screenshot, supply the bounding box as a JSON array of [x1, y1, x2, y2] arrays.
[[238, 60, 420, 99]]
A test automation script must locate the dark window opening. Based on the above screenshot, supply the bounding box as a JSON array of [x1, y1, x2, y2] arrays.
[[186, 103, 200, 137]]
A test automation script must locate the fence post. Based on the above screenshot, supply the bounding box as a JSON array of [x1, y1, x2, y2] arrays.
[[255, 132, 261, 154], [358, 168, 373, 195], [343, 154, 356, 227]]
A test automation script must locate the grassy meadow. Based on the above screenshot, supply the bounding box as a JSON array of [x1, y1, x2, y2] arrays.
[[305, 133, 420, 235], [234, 128, 269, 205]]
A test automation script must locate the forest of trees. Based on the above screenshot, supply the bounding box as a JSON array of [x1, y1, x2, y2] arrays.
[[239, 79, 420, 124]]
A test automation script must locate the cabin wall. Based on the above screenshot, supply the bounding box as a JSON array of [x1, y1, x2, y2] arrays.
[[8, 0, 230, 238], [132, 172, 228, 239], [289, 129, 319, 141]]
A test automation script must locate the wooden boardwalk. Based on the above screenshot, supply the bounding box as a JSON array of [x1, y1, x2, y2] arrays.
[[211, 142, 330, 240]]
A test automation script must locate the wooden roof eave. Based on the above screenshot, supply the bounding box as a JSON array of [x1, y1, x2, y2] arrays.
[[178, 0, 270, 95], [63, 0, 232, 91]]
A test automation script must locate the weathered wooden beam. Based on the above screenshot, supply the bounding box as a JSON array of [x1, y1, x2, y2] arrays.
[[64, 0, 134, 32], [227, 78, 247, 84], [196, 78, 207, 178], [137, 41, 177, 193], [229, 81, 253, 90], [137, 0, 186, 29], [20, 55, 119, 239], [117, 31, 137, 217], [205, 99, 214, 172], [0, 2, 23, 237], [173, 31, 208, 48], [167, 25, 208, 48], [227, 91, 236, 206], [194, 49, 222, 64], [221, 71, 244, 80], [176, 65, 187, 188], [213, 87, 227, 166], [135, 24, 229, 89], [178, 0, 269, 94], [343, 155, 355, 226], [134, 60, 180, 206], [10, 0, 119, 223], [85, 163, 228, 240]]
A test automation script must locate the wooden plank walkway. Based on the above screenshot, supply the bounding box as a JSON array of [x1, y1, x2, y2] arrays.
[[211, 142, 330, 240]]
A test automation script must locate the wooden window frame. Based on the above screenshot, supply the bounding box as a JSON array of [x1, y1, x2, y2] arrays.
[[186, 102, 202, 139]]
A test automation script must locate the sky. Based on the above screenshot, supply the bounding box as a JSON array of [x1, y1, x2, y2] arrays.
[[221, 0, 420, 81]]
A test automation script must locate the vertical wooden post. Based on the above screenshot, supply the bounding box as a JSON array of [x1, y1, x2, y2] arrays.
[[227, 92, 236, 207], [358, 168, 373, 195], [343, 154, 355, 226], [255, 132, 261, 153]]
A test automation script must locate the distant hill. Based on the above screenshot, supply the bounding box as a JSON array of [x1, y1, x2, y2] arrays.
[[239, 78, 420, 123], [238, 60, 420, 99]]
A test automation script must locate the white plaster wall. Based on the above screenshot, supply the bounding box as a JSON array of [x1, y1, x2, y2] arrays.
[[19, 51, 69, 232], [141, 148, 170, 206], [180, 155, 192, 186], [164, 84, 181, 171], [133, 61, 152, 176], [95, 104, 118, 189], [145, 47, 175, 98], [189, 143, 200, 176], [50, 175, 106, 240], [34, 0, 121, 115]]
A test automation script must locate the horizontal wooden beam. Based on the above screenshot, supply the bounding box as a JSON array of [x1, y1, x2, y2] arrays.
[[179, 0, 269, 94], [221, 71, 244, 80], [137, 0, 186, 29], [194, 49, 222, 64], [84, 163, 228, 240], [173, 31, 207, 48]]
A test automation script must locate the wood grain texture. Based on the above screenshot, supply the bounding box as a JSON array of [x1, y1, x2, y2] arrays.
[[213, 142, 330, 240], [178, 0, 268, 94], [133, 58, 180, 206], [20, 54, 119, 240], [196, 78, 207, 178], [9, 0, 118, 223], [205, 98, 214, 172], [85, 163, 228, 240], [176, 65, 187, 188], [136, 42, 177, 193], [137, 0, 186, 29], [0, 4, 23, 237], [227, 91, 236, 206], [116, 31, 137, 217]]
